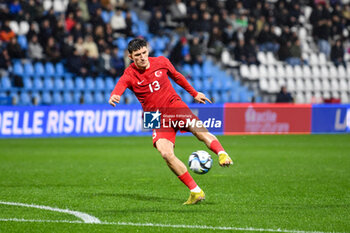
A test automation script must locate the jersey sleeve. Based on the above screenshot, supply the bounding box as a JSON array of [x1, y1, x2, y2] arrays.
[[164, 57, 198, 98], [110, 73, 130, 97]]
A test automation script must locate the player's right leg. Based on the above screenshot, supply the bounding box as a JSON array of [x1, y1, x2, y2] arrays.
[[188, 124, 233, 167], [154, 135, 205, 204]]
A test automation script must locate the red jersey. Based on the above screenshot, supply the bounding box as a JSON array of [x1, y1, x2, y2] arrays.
[[111, 56, 198, 112]]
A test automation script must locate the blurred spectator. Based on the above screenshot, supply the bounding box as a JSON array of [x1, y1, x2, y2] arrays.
[[189, 37, 203, 64], [314, 19, 331, 57], [61, 34, 75, 58], [245, 39, 258, 65], [287, 39, 302, 66], [331, 39, 345, 67], [9, 0, 22, 15], [0, 49, 11, 75], [28, 35, 44, 62], [169, 0, 187, 22], [71, 22, 85, 41], [257, 24, 279, 52], [276, 86, 294, 103], [45, 37, 61, 63], [169, 37, 189, 66], [83, 35, 99, 59], [110, 47, 125, 76], [39, 19, 53, 47], [0, 20, 16, 42], [278, 40, 292, 62], [149, 10, 166, 35], [98, 47, 112, 75], [7, 37, 25, 59], [75, 37, 85, 55], [234, 39, 247, 63], [110, 8, 127, 34], [65, 12, 76, 32], [208, 26, 224, 58], [67, 49, 88, 76]]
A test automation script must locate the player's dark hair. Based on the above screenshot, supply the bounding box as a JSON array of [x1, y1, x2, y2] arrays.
[[128, 38, 148, 54]]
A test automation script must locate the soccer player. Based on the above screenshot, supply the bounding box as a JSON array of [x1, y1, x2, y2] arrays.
[[109, 38, 233, 205]]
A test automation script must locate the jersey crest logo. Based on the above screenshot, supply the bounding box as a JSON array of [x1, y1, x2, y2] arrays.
[[155, 70, 162, 77]]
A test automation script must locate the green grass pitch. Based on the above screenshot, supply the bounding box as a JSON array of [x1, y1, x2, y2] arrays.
[[0, 134, 349, 233]]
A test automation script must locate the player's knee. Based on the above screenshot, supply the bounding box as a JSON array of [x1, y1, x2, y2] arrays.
[[160, 151, 175, 161]]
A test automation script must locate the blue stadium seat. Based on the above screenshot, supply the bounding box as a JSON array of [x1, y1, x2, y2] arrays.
[[137, 21, 148, 36], [95, 77, 105, 90], [23, 62, 34, 77], [105, 77, 115, 91], [94, 91, 104, 104], [114, 37, 127, 50], [42, 91, 52, 105], [74, 91, 82, 104], [19, 91, 31, 105], [63, 91, 73, 104], [230, 91, 240, 102], [202, 60, 213, 78], [220, 91, 230, 103], [130, 11, 139, 23], [153, 37, 167, 51], [75, 77, 85, 90], [182, 92, 193, 103], [32, 92, 41, 105], [83, 91, 93, 104], [45, 62, 55, 77], [192, 64, 202, 79], [64, 77, 74, 90], [85, 77, 95, 90], [193, 79, 202, 91], [33, 77, 43, 90], [34, 62, 45, 77], [105, 91, 114, 104], [54, 77, 64, 90], [22, 77, 33, 89], [13, 62, 24, 75], [55, 63, 65, 76], [101, 10, 111, 23], [44, 78, 54, 90], [202, 78, 212, 90], [53, 92, 63, 104], [212, 91, 221, 103], [182, 64, 192, 76], [1, 77, 12, 90], [17, 35, 28, 50]]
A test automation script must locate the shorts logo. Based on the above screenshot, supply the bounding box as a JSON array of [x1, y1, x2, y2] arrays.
[[143, 110, 161, 129], [155, 70, 162, 77]]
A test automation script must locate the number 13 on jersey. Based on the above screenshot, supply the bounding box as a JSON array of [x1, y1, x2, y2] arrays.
[[149, 81, 160, 93]]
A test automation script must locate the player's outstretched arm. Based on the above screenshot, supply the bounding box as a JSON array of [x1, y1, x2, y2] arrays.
[[109, 95, 121, 107], [194, 92, 212, 104]]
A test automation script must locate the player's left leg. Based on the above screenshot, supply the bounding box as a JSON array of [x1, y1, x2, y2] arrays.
[[154, 132, 205, 204], [188, 124, 233, 167]]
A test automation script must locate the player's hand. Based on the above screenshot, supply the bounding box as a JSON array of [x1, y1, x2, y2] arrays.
[[194, 92, 212, 104], [109, 95, 121, 107]]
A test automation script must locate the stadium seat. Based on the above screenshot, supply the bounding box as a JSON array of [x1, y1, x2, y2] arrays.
[[340, 91, 349, 103], [95, 77, 105, 90], [302, 65, 312, 79], [318, 53, 327, 66], [285, 65, 294, 79], [212, 91, 221, 103], [32, 92, 41, 105], [83, 91, 94, 104], [304, 79, 313, 91], [193, 79, 202, 91], [13, 62, 24, 75], [266, 52, 276, 65], [294, 65, 303, 79], [330, 78, 339, 91], [276, 65, 286, 79], [34, 62, 45, 77], [74, 91, 82, 104], [268, 78, 279, 93], [85, 77, 95, 90], [258, 65, 268, 79], [23, 77, 33, 89], [339, 79, 348, 92], [220, 91, 230, 103], [64, 77, 74, 90], [328, 65, 338, 79], [23, 62, 34, 77], [309, 53, 319, 66], [54, 77, 64, 90], [295, 92, 305, 103], [45, 62, 55, 77], [53, 0, 66, 12], [43, 0, 53, 11], [44, 78, 54, 90], [202, 60, 213, 78], [240, 64, 250, 79], [259, 78, 268, 92], [257, 51, 267, 64], [192, 64, 202, 79], [295, 78, 305, 91], [53, 92, 63, 104], [311, 66, 321, 79], [75, 77, 85, 90], [17, 35, 28, 50], [105, 77, 115, 91], [101, 10, 111, 23], [321, 79, 331, 91], [18, 21, 29, 35], [55, 63, 65, 76], [9, 21, 19, 34], [286, 78, 296, 92], [313, 78, 322, 91], [33, 77, 44, 90], [63, 91, 73, 104], [182, 64, 192, 77], [19, 91, 31, 105], [42, 91, 52, 105], [94, 91, 105, 104], [267, 65, 277, 78], [337, 65, 347, 79], [320, 66, 329, 79]]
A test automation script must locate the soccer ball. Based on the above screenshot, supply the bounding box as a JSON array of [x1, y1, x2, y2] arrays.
[[188, 150, 213, 174]]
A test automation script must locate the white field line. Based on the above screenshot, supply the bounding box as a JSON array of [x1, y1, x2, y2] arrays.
[[0, 201, 100, 223], [0, 218, 342, 233]]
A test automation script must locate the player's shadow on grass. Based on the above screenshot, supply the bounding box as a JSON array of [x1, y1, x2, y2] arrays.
[[89, 192, 183, 202]]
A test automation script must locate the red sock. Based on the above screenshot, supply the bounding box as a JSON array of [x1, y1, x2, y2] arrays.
[[210, 140, 225, 155], [178, 171, 197, 190]]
